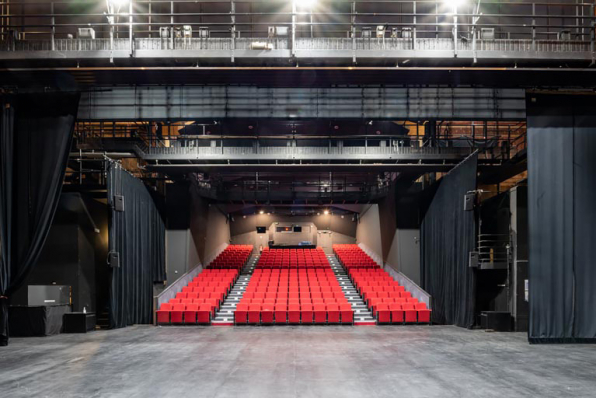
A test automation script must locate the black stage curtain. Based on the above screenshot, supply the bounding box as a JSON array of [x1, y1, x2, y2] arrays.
[[107, 163, 165, 329], [527, 94, 596, 343], [0, 93, 80, 346], [421, 153, 478, 327]]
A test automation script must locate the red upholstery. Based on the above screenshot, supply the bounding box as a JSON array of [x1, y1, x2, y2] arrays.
[[261, 304, 274, 324], [327, 304, 340, 324], [416, 302, 432, 323], [248, 304, 261, 324], [389, 303, 404, 324], [335, 244, 432, 325], [288, 304, 301, 324], [197, 304, 211, 324], [402, 303, 417, 323], [170, 304, 185, 323], [156, 303, 172, 324], [159, 262, 244, 326], [183, 304, 200, 324], [301, 304, 314, 324], [340, 304, 353, 324], [235, 248, 353, 325], [274, 304, 287, 324], [235, 303, 248, 324], [377, 303, 391, 324]]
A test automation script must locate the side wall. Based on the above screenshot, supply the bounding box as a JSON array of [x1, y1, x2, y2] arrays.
[[165, 182, 231, 285], [355, 205, 383, 265]]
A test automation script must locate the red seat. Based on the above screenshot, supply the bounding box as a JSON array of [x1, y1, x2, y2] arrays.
[[235, 303, 248, 324], [156, 303, 172, 324], [248, 304, 261, 324], [274, 304, 287, 324], [261, 304, 274, 324], [313, 304, 327, 324], [339, 304, 353, 324], [301, 304, 314, 324], [183, 304, 200, 324], [327, 304, 340, 323], [170, 304, 185, 323], [403, 303, 417, 323], [288, 304, 301, 324], [389, 303, 404, 324], [416, 302, 431, 323], [197, 304, 212, 324], [377, 303, 391, 323]]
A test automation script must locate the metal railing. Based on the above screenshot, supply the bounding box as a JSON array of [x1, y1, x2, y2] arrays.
[[0, 0, 594, 63], [477, 234, 510, 267]]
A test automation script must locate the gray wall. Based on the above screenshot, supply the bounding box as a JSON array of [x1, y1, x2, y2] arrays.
[[355, 204, 383, 264], [165, 182, 231, 285]]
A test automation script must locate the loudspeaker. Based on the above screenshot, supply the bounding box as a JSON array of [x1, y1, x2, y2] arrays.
[[114, 195, 124, 212], [464, 193, 475, 211], [108, 251, 120, 268]]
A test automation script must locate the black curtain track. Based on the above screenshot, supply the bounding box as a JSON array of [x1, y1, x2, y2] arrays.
[[527, 94, 596, 344], [0, 93, 80, 346], [421, 153, 478, 328], [107, 163, 166, 329]]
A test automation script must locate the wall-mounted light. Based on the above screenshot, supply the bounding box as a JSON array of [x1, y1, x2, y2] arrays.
[[259, 210, 264, 214], [323, 210, 329, 215]]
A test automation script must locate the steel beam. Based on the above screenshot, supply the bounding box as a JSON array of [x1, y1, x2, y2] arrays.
[[78, 86, 525, 121]]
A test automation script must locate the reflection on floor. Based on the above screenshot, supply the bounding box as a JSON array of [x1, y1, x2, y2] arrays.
[[1, 325, 595, 398]]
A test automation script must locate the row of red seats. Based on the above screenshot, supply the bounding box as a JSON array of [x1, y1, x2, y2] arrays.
[[208, 245, 252, 270], [349, 267, 432, 324], [157, 269, 239, 325], [235, 303, 353, 324], [333, 244, 379, 269], [236, 250, 354, 324]]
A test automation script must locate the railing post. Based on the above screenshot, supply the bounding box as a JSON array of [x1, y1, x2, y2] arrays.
[[352, 1, 356, 64], [129, 0, 133, 56], [230, 0, 235, 63], [291, 1, 296, 58], [51, 2, 55, 51], [532, 3, 536, 51], [412, 0, 417, 50], [170, 1, 174, 50], [453, 4, 458, 57]]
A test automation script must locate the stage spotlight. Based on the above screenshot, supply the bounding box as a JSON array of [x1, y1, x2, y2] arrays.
[[295, 0, 317, 9], [259, 210, 264, 215], [324, 210, 329, 215], [443, 0, 465, 7]]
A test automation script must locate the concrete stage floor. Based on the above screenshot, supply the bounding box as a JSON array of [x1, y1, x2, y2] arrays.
[[0, 325, 594, 398]]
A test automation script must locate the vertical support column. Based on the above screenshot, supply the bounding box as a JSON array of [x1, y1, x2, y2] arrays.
[[453, 4, 458, 57], [51, 2, 55, 51], [531, 3, 536, 51], [591, 4, 595, 63], [170, 1, 174, 50], [412, 0, 417, 50], [291, 0, 296, 58], [231, 0, 235, 63], [148, 0, 152, 38], [129, 0, 133, 56], [351, 1, 356, 64]]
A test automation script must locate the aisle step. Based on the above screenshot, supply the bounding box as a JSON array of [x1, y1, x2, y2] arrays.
[[327, 254, 376, 325], [212, 254, 259, 325]]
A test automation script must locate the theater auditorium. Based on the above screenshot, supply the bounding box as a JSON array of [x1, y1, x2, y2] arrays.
[[1, 0, 596, 397]]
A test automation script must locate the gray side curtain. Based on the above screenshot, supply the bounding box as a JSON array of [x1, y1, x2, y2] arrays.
[[0, 93, 80, 346], [527, 94, 596, 343], [107, 163, 166, 329], [421, 153, 478, 327]]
